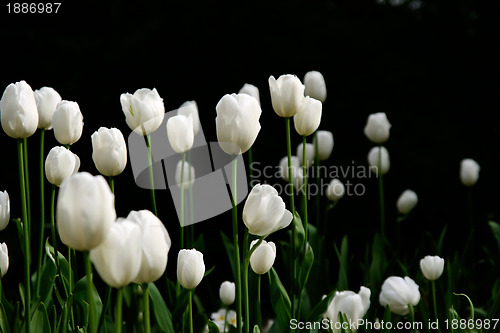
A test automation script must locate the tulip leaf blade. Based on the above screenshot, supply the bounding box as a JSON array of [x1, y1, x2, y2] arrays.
[[334, 235, 349, 291], [30, 301, 51, 333], [220, 231, 236, 280], [72, 276, 103, 328], [298, 242, 314, 291], [207, 320, 221, 333], [305, 289, 335, 322], [268, 268, 291, 331], [293, 212, 305, 256], [488, 221, 500, 254], [148, 282, 174, 333], [0, 302, 11, 333], [453, 292, 474, 320], [381, 305, 391, 333], [253, 324, 261, 333]]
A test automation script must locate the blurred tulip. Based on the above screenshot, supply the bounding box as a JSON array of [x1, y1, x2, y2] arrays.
[[364, 112, 391, 144], [397, 190, 418, 215], [216, 93, 261, 155], [313, 130, 334, 161], [90, 219, 142, 288], [291, 166, 305, 194], [297, 142, 315, 168], [57, 172, 116, 251], [91, 127, 127, 177], [127, 210, 172, 283], [0, 191, 10, 231], [45, 146, 80, 186], [294, 96, 322, 136], [52, 100, 83, 145], [242, 184, 293, 237], [0, 243, 8, 277], [268, 74, 305, 117], [304, 71, 327, 103], [326, 179, 345, 202], [420, 255, 445, 281], [278, 155, 300, 182], [34, 87, 61, 129], [178, 101, 201, 135], [167, 114, 194, 154], [0, 80, 39, 138], [368, 146, 390, 175], [219, 281, 236, 306], [175, 159, 195, 189], [239, 83, 261, 105], [120, 88, 165, 135], [177, 249, 205, 289], [249, 240, 276, 275], [379, 276, 420, 315], [324, 287, 371, 333], [460, 158, 480, 186]]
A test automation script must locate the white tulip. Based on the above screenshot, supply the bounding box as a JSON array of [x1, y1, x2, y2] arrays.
[[178, 101, 201, 135], [292, 166, 305, 194], [120, 88, 165, 135], [167, 114, 194, 154], [397, 190, 418, 215], [216, 93, 261, 155], [90, 219, 142, 288], [249, 240, 276, 275], [177, 249, 205, 289], [460, 159, 480, 186], [268, 74, 305, 117], [294, 96, 322, 136], [127, 210, 172, 284], [57, 172, 116, 251], [242, 184, 293, 237], [379, 276, 421, 315], [239, 83, 261, 105], [297, 142, 315, 168], [0, 243, 8, 277], [364, 112, 391, 144], [0, 80, 39, 138], [304, 71, 327, 103], [313, 130, 334, 161], [278, 155, 300, 182], [52, 100, 84, 145], [324, 287, 371, 333], [219, 281, 236, 306], [368, 146, 390, 175], [91, 127, 127, 177], [175, 159, 195, 189], [45, 146, 80, 186], [326, 179, 345, 202], [34, 87, 61, 129], [0, 191, 10, 231], [420, 255, 445, 281]]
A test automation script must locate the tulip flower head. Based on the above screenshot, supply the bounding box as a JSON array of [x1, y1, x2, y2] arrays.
[[249, 240, 276, 275], [397, 189, 418, 215], [0, 243, 8, 277], [268, 74, 305, 117], [324, 286, 371, 333], [219, 281, 236, 306], [0, 80, 39, 139], [278, 155, 300, 182], [326, 179, 345, 202], [379, 276, 421, 315], [175, 159, 195, 189], [52, 100, 84, 145], [368, 146, 390, 175], [364, 112, 391, 144], [167, 114, 194, 154], [420, 255, 445, 281], [177, 249, 205, 289], [313, 130, 334, 161], [239, 83, 261, 105], [0, 191, 10, 231], [34, 87, 62, 130], [91, 127, 127, 177], [45, 146, 80, 186], [304, 70, 327, 103], [294, 96, 322, 136], [460, 158, 480, 186], [178, 101, 201, 135], [120, 88, 165, 136]]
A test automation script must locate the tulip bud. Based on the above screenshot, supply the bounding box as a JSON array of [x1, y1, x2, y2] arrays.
[[216, 93, 261, 155], [219, 281, 236, 306], [397, 189, 418, 215], [178, 101, 201, 135], [167, 114, 194, 154], [239, 83, 261, 105], [52, 101, 84, 145], [91, 127, 127, 177], [177, 249, 205, 289], [90, 219, 142, 288], [379, 276, 420, 315], [420, 255, 445, 281], [57, 172, 116, 251], [127, 210, 172, 284], [326, 179, 345, 202], [268, 74, 305, 117], [324, 287, 371, 333], [368, 146, 390, 175], [34, 87, 61, 130], [45, 146, 80, 186], [364, 112, 391, 144], [278, 155, 300, 182], [120, 88, 165, 136], [0, 191, 10, 231], [313, 130, 334, 161], [0, 243, 8, 277], [294, 96, 322, 136], [460, 158, 480, 186], [304, 71, 327, 103], [297, 142, 315, 168], [249, 240, 276, 275], [175, 159, 195, 189], [243, 184, 293, 237], [0, 80, 39, 138]]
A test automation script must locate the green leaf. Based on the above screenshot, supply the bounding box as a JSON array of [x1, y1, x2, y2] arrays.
[[448, 306, 463, 333], [207, 320, 221, 333], [45, 239, 71, 297], [305, 290, 335, 322], [0, 302, 11, 333], [220, 231, 236, 280], [14, 219, 26, 258], [381, 305, 391, 333], [72, 276, 103, 327], [298, 243, 314, 290], [149, 282, 174, 333], [453, 293, 474, 320], [488, 221, 500, 253], [253, 324, 261, 333], [268, 268, 291, 330], [38, 256, 57, 306], [293, 212, 305, 256], [437, 224, 448, 255], [334, 235, 349, 291], [204, 265, 216, 277], [30, 302, 51, 333]]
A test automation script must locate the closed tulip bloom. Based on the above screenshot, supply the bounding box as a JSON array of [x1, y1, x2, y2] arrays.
[[379, 276, 420, 316], [45, 146, 80, 186], [304, 71, 327, 103], [326, 179, 345, 202], [243, 184, 293, 237], [175, 159, 195, 189], [292, 166, 305, 194], [34, 87, 61, 129], [120, 88, 165, 136], [216, 93, 261, 155], [397, 190, 418, 215], [178, 101, 201, 135], [297, 142, 315, 168], [368, 146, 390, 175], [294, 96, 322, 136], [219, 281, 236, 306], [91, 127, 127, 177], [127, 210, 172, 284], [239, 83, 261, 105], [0, 191, 9, 231], [420, 255, 445, 281], [57, 172, 116, 251], [249, 240, 276, 275], [268, 74, 305, 117], [0, 243, 8, 277], [0, 80, 39, 138], [278, 155, 300, 182], [52, 101, 84, 145], [90, 219, 142, 288], [364, 112, 391, 144], [460, 159, 480, 186], [313, 130, 334, 161], [167, 114, 194, 154], [324, 287, 371, 333], [177, 249, 205, 289]]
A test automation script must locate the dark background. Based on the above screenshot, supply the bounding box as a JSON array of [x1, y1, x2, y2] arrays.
[[1, 0, 499, 317]]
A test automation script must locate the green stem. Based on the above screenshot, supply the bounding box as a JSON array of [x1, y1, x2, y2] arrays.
[[108, 176, 115, 194], [143, 283, 151, 333], [313, 131, 321, 228], [243, 230, 250, 333], [188, 150, 194, 247], [302, 135, 309, 241], [97, 285, 112, 333], [36, 129, 46, 297], [180, 153, 186, 249], [285, 117, 296, 320], [145, 135, 158, 216], [231, 158, 243, 333], [189, 289, 194, 333], [223, 305, 228, 333], [378, 145, 385, 236], [50, 186, 60, 272], [115, 287, 123, 333], [408, 303, 417, 333], [84, 251, 97, 333], [23, 137, 32, 237], [256, 274, 262, 329], [432, 281, 441, 333]]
